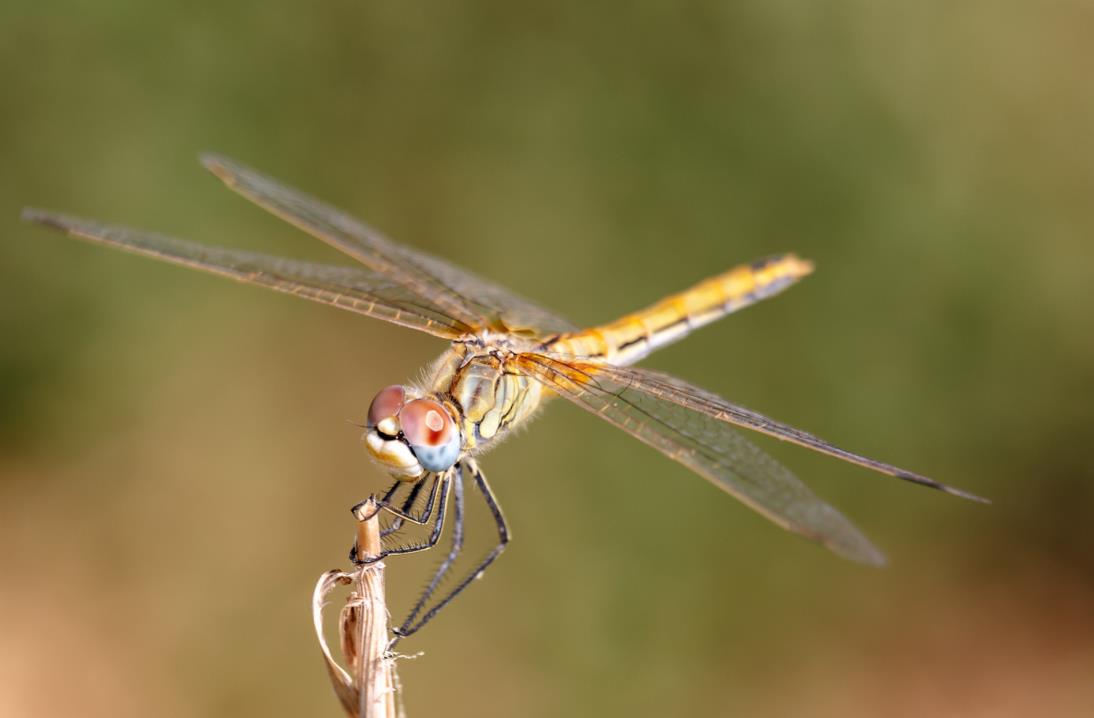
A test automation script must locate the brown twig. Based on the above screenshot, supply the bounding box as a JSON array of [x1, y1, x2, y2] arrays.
[[313, 499, 402, 718]]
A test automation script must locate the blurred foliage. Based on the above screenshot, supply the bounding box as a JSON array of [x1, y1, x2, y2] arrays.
[[2, 2, 1093, 717]]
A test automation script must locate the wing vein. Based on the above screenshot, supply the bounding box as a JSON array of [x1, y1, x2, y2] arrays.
[[517, 353, 888, 565]]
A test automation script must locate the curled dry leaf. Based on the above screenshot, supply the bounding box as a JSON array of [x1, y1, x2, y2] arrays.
[[314, 570, 359, 715]]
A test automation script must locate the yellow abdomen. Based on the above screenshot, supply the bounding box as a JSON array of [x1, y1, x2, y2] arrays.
[[546, 254, 813, 365]]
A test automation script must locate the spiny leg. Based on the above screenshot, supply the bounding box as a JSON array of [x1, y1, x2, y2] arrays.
[[350, 478, 402, 522], [350, 472, 450, 564], [380, 477, 428, 538], [396, 462, 466, 636], [393, 459, 509, 638], [372, 471, 452, 559], [349, 475, 430, 562], [352, 473, 441, 526]]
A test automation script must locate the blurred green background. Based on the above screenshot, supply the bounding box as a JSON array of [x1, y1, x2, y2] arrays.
[[3, 2, 1093, 717]]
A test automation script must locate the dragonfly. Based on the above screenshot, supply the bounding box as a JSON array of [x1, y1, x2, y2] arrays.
[[23, 155, 986, 638]]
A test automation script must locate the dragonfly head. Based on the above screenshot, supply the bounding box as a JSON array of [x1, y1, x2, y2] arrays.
[[363, 385, 462, 480]]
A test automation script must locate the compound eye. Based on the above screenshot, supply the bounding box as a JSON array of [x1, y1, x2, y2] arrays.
[[400, 399, 460, 472], [400, 399, 455, 446], [367, 385, 406, 427]]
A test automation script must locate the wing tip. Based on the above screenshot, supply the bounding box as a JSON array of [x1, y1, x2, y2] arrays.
[[824, 529, 888, 568], [21, 207, 72, 233], [943, 485, 992, 505], [896, 469, 990, 505], [857, 546, 889, 568], [199, 152, 237, 185], [22, 206, 48, 223]]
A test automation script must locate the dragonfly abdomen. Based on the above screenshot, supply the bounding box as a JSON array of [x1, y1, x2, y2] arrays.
[[546, 254, 814, 365]]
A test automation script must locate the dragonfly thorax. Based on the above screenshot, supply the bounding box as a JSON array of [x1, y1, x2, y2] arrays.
[[428, 346, 546, 455]]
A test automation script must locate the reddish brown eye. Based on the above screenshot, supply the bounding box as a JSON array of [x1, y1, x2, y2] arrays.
[[367, 385, 406, 426], [400, 399, 454, 447]]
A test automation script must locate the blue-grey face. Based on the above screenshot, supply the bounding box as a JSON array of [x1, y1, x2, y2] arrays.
[[410, 432, 461, 472], [364, 385, 462, 479]]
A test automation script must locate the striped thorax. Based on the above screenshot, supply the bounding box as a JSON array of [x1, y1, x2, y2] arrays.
[[363, 342, 546, 481], [429, 343, 546, 452]]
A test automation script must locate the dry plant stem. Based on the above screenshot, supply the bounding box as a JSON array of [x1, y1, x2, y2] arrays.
[[352, 500, 399, 718], [313, 498, 402, 718]]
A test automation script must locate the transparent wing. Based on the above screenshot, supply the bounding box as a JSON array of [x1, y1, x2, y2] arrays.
[[202, 154, 578, 337], [516, 353, 888, 565], [567, 362, 986, 503], [22, 209, 471, 339]]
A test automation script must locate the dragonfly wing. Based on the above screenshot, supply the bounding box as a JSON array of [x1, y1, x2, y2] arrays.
[[202, 154, 578, 336], [22, 209, 471, 339], [568, 363, 986, 503], [515, 353, 887, 565]]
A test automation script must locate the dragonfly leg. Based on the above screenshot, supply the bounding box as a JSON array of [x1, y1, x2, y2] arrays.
[[369, 475, 450, 564], [349, 479, 403, 523], [394, 462, 466, 638], [379, 478, 428, 538], [352, 472, 441, 526], [349, 472, 449, 564], [393, 459, 508, 639]]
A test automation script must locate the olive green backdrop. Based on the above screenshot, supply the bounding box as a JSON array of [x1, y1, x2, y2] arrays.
[[2, 2, 1092, 717]]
